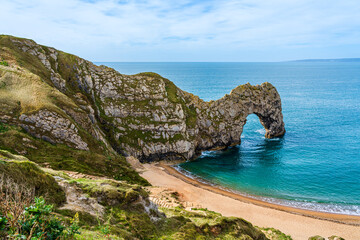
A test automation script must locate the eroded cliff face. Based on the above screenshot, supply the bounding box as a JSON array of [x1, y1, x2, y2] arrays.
[[0, 35, 285, 163]]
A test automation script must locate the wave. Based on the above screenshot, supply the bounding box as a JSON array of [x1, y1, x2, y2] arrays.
[[255, 129, 266, 135], [174, 165, 360, 216]]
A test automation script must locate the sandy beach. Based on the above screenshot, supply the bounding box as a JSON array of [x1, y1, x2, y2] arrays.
[[138, 162, 360, 240]]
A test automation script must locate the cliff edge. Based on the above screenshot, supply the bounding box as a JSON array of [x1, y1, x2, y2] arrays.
[[0, 35, 285, 163]]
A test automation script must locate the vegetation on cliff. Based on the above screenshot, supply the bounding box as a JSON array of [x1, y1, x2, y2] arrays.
[[0, 150, 66, 205], [0, 195, 80, 239], [0, 124, 148, 185], [0, 150, 280, 239]]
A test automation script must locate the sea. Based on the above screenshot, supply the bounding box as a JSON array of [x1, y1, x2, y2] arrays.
[[97, 62, 360, 215]]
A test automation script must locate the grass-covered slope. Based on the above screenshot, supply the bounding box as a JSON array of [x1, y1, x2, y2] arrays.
[[0, 150, 277, 240], [0, 124, 148, 185], [0, 150, 66, 206], [46, 168, 273, 240]]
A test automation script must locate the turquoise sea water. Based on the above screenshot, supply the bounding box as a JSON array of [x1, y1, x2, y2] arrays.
[[99, 62, 360, 215]]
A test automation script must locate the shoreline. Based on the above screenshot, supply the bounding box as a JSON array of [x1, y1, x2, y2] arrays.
[[161, 163, 360, 226], [138, 161, 360, 239], [173, 164, 360, 219]]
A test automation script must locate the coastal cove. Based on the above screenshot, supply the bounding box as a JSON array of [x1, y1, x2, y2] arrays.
[[166, 163, 360, 225], [102, 62, 360, 216], [139, 162, 360, 240]]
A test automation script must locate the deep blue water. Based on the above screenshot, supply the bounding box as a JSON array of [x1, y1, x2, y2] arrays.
[[98, 62, 360, 215]]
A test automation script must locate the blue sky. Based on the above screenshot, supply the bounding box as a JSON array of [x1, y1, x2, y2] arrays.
[[1, 0, 360, 61]]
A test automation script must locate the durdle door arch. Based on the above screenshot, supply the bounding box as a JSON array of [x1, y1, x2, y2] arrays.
[[133, 82, 286, 162], [195, 82, 286, 153]]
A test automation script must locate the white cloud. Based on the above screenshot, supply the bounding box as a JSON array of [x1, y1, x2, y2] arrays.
[[1, 0, 360, 61]]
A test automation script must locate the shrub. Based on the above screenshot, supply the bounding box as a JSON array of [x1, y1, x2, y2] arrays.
[[0, 156, 66, 206], [0, 174, 35, 232], [0, 60, 9, 66], [18, 197, 65, 239], [0, 215, 7, 230], [0, 123, 8, 133], [0, 175, 80, 239]]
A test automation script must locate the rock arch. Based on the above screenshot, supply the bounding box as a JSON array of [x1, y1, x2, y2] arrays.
[[194, 82, 285, 152]]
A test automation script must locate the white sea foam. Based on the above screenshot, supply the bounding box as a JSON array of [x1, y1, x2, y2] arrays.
[[200, 151, 214, 157], [173, 166, 360, 216], [255, 129, 266, 135]]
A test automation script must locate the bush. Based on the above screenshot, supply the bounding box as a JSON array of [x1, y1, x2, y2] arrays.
[[0, 215, 7, 230], [0, 174, 34, 232], [0, 175, 80, 239], [1, 197, 80, 239], [0, 123, 8, 133], [0, 60, 9, 66], [0, 156, 66, 206]]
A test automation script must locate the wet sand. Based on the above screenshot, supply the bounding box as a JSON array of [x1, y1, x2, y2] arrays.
[[140, 162, 360, 240]]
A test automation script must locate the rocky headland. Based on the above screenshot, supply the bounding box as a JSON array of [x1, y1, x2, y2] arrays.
[[0, 35, 285, 163]]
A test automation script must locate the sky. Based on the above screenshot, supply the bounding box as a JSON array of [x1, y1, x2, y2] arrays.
[[1, 0, 360, 62]]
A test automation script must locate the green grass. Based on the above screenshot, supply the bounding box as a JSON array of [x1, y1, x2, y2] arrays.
[[0, 35, 51, 82], [0, 122, 8, 133], [136, 72, 163, 78], [55, 209, 98, 227], [185, 104, 197, 128], [0, 150, 66, 206], [157, 207, 268, 240], [163, 78, 180, 103], [0, 126, 149, 186], [74, 229, 123, 240], [72, 178, 148, 206], [51, 174, 272, 240], [57, 51, 82, 92], [259, 227, 293, 240], [0, 63, 78, 117]]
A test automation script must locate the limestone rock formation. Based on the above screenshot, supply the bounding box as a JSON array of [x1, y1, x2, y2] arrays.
[[19, 110, 89, 150], [0, 35, 285, 163]]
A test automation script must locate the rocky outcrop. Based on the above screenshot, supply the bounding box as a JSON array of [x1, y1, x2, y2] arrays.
[[0, 35, 285, 163], [19, 110, 89, 150]]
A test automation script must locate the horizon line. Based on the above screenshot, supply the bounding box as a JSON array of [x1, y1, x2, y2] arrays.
[[94, 57, 360, 63]]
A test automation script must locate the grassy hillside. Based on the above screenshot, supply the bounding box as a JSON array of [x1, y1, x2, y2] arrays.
[[0, 150, 282, 240]]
